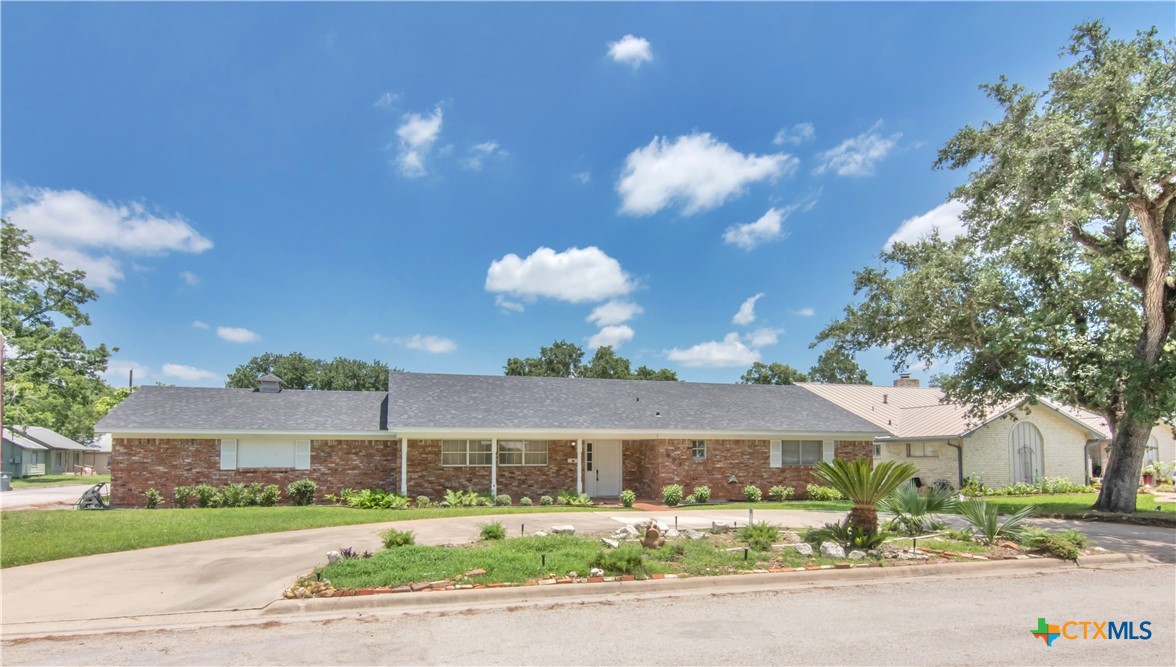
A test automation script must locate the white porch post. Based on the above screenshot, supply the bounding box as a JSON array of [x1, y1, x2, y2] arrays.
[[399, 437, 407, 495], [491, 437, 498, 497], [576, 438, 583, 495]]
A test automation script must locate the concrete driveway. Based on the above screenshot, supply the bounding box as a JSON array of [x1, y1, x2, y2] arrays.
[[1, 508, 1172, 633], [0, 484, 98, 510]]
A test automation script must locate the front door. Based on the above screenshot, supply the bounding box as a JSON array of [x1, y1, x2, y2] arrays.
[[585, 440, 622, 497]]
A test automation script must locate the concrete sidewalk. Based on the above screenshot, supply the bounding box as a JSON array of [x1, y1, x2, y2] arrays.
[[0, 484, 98, 510], [1, 507, 1171, 635]]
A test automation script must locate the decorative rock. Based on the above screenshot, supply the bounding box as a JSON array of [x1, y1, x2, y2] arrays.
[[655, 520, 669, 532], [464, 568, 486, 577], [326, 550, 341, 565], [551, 525, 576, 535], [533, 531, 548, 537], [566, 572, 578, 578], [684, 529, 706, 540], [848, 550, 867, 560], [793, 543, 813, 556], [820, 542, 846, 558], [619, 524, 640, 537], [590, 567, 605, 577], [664, 529, 680, 538], [778, 531, 802, 543], [601, 538, 620, 548], [642, 526, 666, 549], [711, 521, 733, 534]]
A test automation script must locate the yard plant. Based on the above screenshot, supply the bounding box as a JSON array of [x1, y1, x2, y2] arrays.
[[814, 458, 916, 534]]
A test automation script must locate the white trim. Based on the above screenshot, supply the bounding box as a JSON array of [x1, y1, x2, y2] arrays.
[[770, 440, 782, 468], [219, 439, 237, 470], [392, 428, 885, 440], [491, 437, 498, 497], [399, 437, 407, 495], [104, 429, 397, 438], [294, 440, 311, 470], [575, 438, 583, 494]]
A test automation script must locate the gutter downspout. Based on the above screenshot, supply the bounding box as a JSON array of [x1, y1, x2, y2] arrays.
[[945, 440, 964, 489]]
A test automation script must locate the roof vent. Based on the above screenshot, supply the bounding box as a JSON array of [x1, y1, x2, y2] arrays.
[[882, 393, 889, 404], [893, 373, 920, 388], [257, 373, 284, 393]]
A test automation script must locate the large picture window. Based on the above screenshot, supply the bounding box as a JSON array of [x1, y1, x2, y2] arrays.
[[498, 440, 549, 466], [441, 440, 492, 466], [781, 440, 822, 466]]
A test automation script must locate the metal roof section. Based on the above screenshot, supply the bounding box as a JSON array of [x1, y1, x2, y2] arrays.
[[387, 372, 886, 436]]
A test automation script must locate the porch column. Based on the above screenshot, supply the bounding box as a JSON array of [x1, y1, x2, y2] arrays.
[[399, 438, 407, 495], [491, 438, 498, 496], [576, 438, 583, 495]]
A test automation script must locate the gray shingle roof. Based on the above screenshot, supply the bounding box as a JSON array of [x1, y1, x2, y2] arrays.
[[23, 426, 89, 451], [388, 372, 886, 435], [3, 428, 48, 451], [94, 386, 388, 432]]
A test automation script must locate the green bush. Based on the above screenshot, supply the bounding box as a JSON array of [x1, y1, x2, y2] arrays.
[[961, 474, 986, 497], [739, 522, 779, 551], [590, 545, 646, 575], [193, 484, 222, 508], [173, 485, 195, 509], [340, 488, 409, 509], [382, 529, 416, 548], [569, 493, 593, 507], [692, 485, 711, 503], [495, 494, 512, 507], [808, 519, 889, 550], [480, 520, 506, 541], [415, 495, 431, 508], [144, 488, 163, 509], [958, 498, 1034, 544], [619, 489, 636, 508], [662, 484, 684, 506], [221, 483, 251, 508], [1020, 528, 1087, 561], [768, 485, 794, 501], [879, 481, 958, 536], [539, 495, 554, 506], [476, 496, 493, 507], [287, 479, 317, 506], [805, 484, 845, 501], [743, 484, 763, 503], [256, 484, 281, 507], [519, 496, 533, 506]]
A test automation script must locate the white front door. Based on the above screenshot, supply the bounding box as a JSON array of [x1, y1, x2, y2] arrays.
[[585, 440, 622, 497]]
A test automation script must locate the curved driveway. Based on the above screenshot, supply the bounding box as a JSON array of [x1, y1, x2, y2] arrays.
[[1, 508, 1172, 632]]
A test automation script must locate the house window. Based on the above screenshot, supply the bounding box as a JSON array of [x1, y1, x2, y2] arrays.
[[691, 440, 707, 460], [874, 443, 882, 457], [782, 440, 822, 465], [223, 438, 311, 470], [441, 440, 492, 467], [498, 440, 549, 466], [907, 443, 937, 458]]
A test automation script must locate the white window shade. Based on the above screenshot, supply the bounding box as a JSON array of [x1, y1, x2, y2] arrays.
[[822, 440, 835, 463], [770, 441, 782, 468], [295, 440, 311, 470], [220, 439, 238, 470]]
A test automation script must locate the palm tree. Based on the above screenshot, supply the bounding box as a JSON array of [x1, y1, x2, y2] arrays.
[[814, 458, 916, 534]]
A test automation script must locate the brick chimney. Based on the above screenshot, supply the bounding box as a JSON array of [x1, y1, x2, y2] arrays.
[[893, 373, 920, 388]]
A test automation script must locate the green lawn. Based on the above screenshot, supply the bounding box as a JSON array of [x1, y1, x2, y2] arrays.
[[9, 474, 110, 489], [0, 505, 603, 568], [968, 493, 1161, 515], [675, 500, 852, 512]]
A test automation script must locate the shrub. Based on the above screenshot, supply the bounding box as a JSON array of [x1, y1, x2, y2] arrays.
[[342, 489, 410, 510], [382, 529, 416, 548], [684, 492, 698, 504], [257, 484, 281, 507], [193, 483, 222, 508], [879, 481, 958, 536], [743, 484, 762, 503], [808, 519, 890, 550], [480, 520, 506, 541], [539, 495, 554, 506], [958, 499, 1034, 544], [519, 496, 533, 506], [415, 495, 431, 508], [144, 488, 163, 509], [495, 494, 512, 507], [805, 484, 845, 501], [960, 473, 986, 497], [287, 479, 317, 506], [1020, 528, 1087, 561], [173, 485, 195, 509], [590, 545, 646, 575], [768, 485, 794, 501], [692, 485, 711, 503], [476, 496, 493, 507], [619, 489, 636, 508], [221, 483, 250, 508], [661, 484, 684, 506], [568, 493, 593, 507], [739, 522, 779, 551]]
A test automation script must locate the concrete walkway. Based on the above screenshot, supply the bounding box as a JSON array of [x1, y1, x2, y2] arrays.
[[1, 508, 1172, 634], [0, 484, 97, 510]]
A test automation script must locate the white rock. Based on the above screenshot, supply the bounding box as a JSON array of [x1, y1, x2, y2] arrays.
[[820, 542, 846, 558], [601, 538, 620, 548], [685, 529, 706, 540], [533, 531, 548, 537], [655, 521, 669, 532], [665, 529, 680, 538], [326, 550, 341, 565], [711, 521, 733, 534], [590, 568, 604, 577], [793, 543, 813, 556], [848, 550, 867, 560], [551, 525, 576, 535]]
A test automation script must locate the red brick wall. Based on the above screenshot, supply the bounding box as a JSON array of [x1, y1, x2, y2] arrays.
[[621, 440, 658, 499], [403, 439, 578, 502], [111, 437, 398, 507]]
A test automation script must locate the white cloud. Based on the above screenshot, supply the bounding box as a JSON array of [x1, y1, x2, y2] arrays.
[[574, 171, 592, 184], [495, 294, 525, 313], [486, 246, 635, 304], [192, 320, 210, 329], [587, 300, 644, 327], [396, 334, 457, 354], [885, 199, 969, 249], [460, 141, 507, 171], [617, 133, 797, 216], [732, 293, 765, 326], [667, 332, 760, 368], [374, 92, 400, 109], [179, 270, 200, 286], [372, 333, 392, 343], [588, 325, 636, 350], [814, 122, 901, 177], [162, 363, 219, 382], [2, 184, 213, 291], [395, 107, 444, 177], [102, 359, 149, 384], [216, 326, 260, 343], [723, 206, 796, 250], [774, 122, 815, 146], [607, 35, 653, 68], [746, 327, 783, 348], [793, 307, 815, 317]]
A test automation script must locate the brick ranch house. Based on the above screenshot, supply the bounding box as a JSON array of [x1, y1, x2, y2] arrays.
[[96, 372, 888, 507]]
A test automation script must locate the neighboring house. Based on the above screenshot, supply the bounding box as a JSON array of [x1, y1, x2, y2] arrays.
[[799, 377, 1111, 488], [95, 372, 886, 507], [87, 434, 113, 475], [22, 427, 94, 475], [2, 428, 49, 478]]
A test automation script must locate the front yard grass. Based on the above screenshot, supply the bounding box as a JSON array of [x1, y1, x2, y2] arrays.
[[9, 474, 110, 489], [675, 500, 852, 512], [0, 505, 602, 568], [962, 493, 1161, 516]]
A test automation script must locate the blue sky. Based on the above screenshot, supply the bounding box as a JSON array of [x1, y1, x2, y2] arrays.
[[3, 2, 1170, 387]]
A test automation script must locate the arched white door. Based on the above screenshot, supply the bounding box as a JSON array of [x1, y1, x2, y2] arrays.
[[1145, 436, 1159, 466], [1010, 422, 1044, 484]]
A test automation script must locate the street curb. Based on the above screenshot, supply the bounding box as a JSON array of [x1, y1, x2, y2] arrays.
[[262, 552, 1145, 617]]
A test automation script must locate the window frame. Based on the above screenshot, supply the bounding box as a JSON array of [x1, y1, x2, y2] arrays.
[[498, 440, 549, 467], [781, 440, 822, 466], [441, 439, 493, 467], [906, 442, 936, 458], [691, 440, 707, 460]]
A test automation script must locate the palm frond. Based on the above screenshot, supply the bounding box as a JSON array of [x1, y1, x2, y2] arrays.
[[814, 458, 917, 506]]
